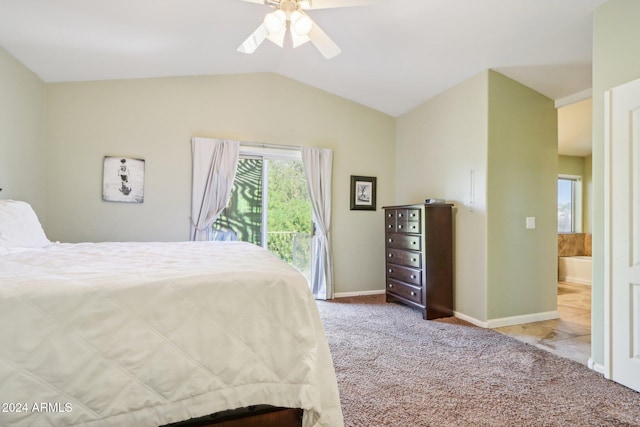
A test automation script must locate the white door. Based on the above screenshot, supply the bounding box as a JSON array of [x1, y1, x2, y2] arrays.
[[606, 77, 640, 391]]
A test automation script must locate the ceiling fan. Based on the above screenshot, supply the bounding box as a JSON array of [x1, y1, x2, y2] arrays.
[[237, 0, 374, 59]]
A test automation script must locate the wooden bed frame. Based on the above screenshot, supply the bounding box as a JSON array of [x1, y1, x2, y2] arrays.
[[161, 405, 303, 427]]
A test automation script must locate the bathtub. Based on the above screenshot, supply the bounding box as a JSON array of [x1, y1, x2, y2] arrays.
[[558, 256, 592, 286]]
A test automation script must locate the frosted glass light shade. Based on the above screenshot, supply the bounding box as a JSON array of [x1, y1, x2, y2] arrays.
[[290, 11, 312, 36], [264, 10, 286, 34]]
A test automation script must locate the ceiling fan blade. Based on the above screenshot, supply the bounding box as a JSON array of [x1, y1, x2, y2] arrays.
[[237, 0, 281, 6], [266, 28, 286, 47], [237, 24, 268, 54], [307, 21, 341, 58], [300, 0, 382, 10], [291, 31, 311, 48]]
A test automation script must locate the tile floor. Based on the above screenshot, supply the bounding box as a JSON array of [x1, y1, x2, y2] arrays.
[[493, 281, 591, 365]]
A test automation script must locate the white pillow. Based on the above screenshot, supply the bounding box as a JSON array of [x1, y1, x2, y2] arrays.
[[0, 200, 51, 248]]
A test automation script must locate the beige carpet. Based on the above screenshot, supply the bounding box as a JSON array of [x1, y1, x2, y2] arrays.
[[316, 294, 640, 426]]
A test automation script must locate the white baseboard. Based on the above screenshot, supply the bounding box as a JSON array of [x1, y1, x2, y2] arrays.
[[453, 312, 490, 328], [588, 358, 606, 375], [454, 310, 560, 329], [334, 289, 385, 298], [559, 275, 592, 286], [486, 310, 560, 328], [335, 295, 560, 330]]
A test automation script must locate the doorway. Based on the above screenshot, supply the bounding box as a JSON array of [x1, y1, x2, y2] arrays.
[[553, 97, 593, 364]]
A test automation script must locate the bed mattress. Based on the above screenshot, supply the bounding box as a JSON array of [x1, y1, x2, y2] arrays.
[[0, 241, 343, 427]]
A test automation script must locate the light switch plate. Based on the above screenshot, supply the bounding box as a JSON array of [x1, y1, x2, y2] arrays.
[[526, 217, 536, 229]]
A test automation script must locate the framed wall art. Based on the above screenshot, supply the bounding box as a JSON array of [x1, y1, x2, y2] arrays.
[[350, 175, 376, 211], [102, 156, 145, 203]]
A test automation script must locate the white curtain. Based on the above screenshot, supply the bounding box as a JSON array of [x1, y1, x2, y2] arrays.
[[301, 147, 334, 300], [190, 137, 239, 241]]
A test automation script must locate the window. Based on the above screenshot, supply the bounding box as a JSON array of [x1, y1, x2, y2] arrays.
[[558, 175, 581, 233], [212, 146, 313, 279]]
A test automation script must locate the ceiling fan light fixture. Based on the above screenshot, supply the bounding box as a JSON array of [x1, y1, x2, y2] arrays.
[[264, 9, 286, 34], [238, 0, 342, 59], [290, 11, 313, 36]]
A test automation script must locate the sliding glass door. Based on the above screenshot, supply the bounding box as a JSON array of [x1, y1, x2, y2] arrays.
[[212, 152, 312, 280]]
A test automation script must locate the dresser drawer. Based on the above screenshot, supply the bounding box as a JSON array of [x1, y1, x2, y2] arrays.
[[386, 208, 421, 233], [395, 209, 410, 232], [386, 234, 421, 251], [386, 264, 421, 286], [385, 210, 397, 232], [406, 209, 420, 231], [387, 279, 422, 304], [405, 220, 420, 233], [386, 219, 396, 232], [406, 209, 420, 221], [386, 248, 422, 268]]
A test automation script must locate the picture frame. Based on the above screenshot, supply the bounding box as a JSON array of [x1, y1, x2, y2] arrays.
[[102, 156, 145, 203], [350, 175, 377, 211]]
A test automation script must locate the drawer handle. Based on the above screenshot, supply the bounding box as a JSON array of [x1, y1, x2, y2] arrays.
[[411, 241, 416, 245], [388, 238, 393, 243], [411, 274, 416, 279], [388, 268, 393, 273], [411, 213, 416, 217], [388, 224, 393, 228], [388, 283, 393, 288], [398, 225, 404, 229], [410, 291, 416, 296], [388, 254, 393, 258], [412, 258, 416, 262], [399, 213, 403, 218]]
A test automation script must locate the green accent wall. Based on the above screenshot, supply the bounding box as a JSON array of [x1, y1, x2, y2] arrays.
[[558, 155, 585, 177], [397, 70, 558, 324], [592, 0, 640, 368], [486, 70, 558, 319]]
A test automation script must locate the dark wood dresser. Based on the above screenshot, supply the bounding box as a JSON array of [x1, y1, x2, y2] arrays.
[[383, 203, 453, 320]]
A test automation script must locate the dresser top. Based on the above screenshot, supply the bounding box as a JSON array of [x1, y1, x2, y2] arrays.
[[382, 203, 453, 209]]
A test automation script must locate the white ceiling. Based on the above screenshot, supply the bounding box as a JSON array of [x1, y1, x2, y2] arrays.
[[0, 0, 601, 153]]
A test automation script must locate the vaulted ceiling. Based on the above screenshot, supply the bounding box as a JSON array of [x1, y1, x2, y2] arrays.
[[0, 0, 603, 154]]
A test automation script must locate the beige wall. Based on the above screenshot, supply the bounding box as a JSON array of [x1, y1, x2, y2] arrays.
[[486, 70, 558, 320], [45, 73, 396, 295], [592, 0, 640, 368], [396, 71, 489, 321], [0, 37, 573, 321], [0, 48, 47, 221]]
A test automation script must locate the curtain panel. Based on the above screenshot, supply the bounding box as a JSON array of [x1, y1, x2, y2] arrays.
[[190, 138, 240, 241], [302, 147, 334, 300]]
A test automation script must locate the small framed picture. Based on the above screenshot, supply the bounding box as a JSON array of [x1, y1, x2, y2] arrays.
[[103, 156, 145, 203], [350, 175, 376, 211]]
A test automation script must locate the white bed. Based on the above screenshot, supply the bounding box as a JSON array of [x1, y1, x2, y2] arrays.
[[0, 201, 343, 427]]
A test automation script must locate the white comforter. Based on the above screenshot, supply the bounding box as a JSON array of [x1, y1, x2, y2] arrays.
[[0, 241, 343, 427]]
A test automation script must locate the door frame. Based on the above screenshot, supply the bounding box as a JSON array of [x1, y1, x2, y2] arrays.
[[603, 77, 640, 384], [603, 86, 613, 380]]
